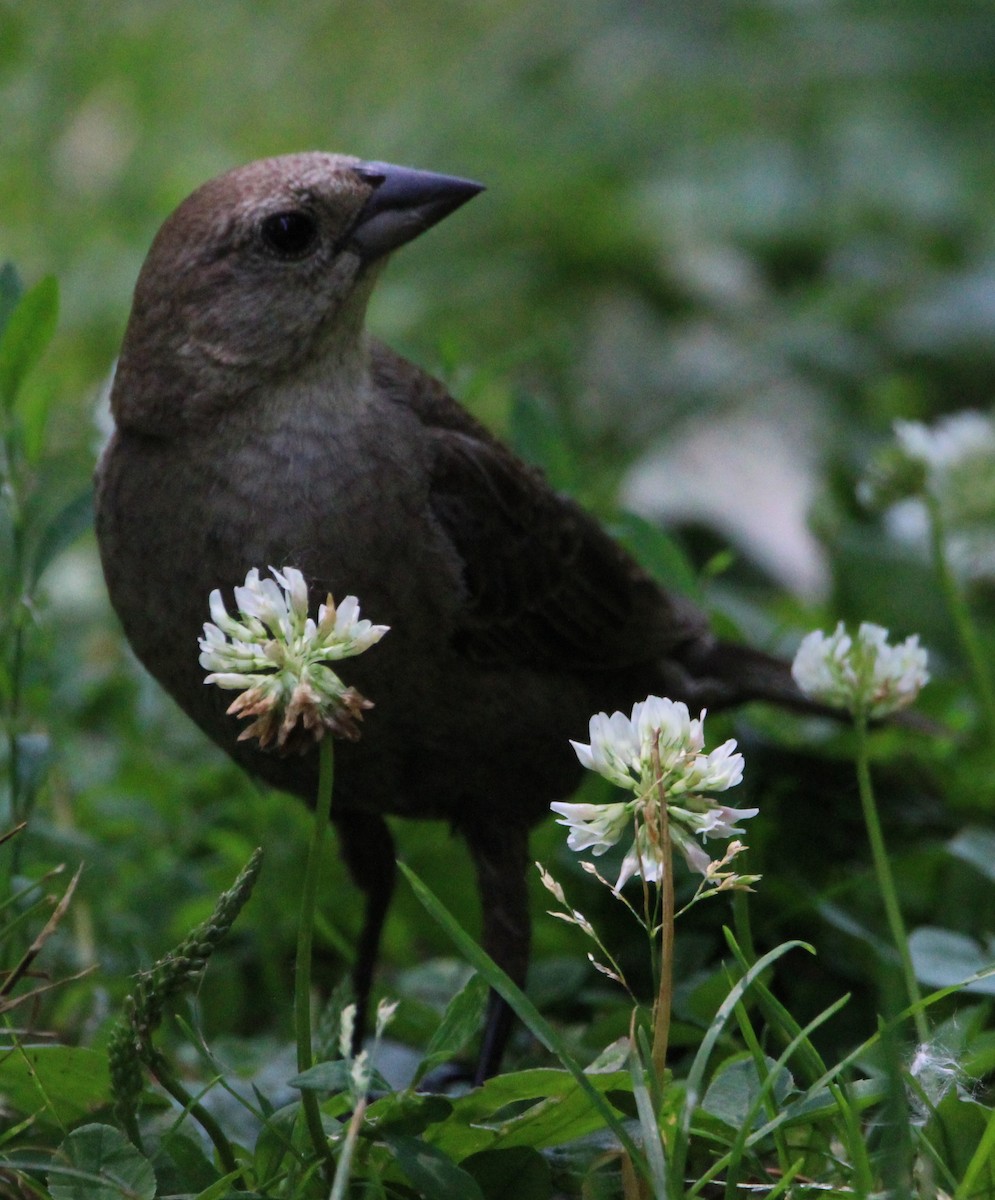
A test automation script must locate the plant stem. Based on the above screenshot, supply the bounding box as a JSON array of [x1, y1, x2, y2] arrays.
[[853, 711, 929, 1043], [650, 745, 674, 1078], [295, 736, 336, 1174], [152, 1056, 241, 1182], [328, 1096, 367, 1200], [925, 492, 995, 740]]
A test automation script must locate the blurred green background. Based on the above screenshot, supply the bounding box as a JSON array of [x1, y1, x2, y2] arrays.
[[4, 0, 995, 1067]]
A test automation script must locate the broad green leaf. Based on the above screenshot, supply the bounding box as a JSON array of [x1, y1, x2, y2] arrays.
[[152, 1131, 219, 1195], [0, 274, 58, 410], [31, 489, 94, 585], [49, 1124, 155, 1200], [428, 1067, 632, 1159], [248, 1101, 302, 1185], [0, 262, 24, 338], [413, 970, 488, 1085], [946, 1091, 995, 1200], [613, 509, 702, 600], [508, 392, 577, 491], [483, 1072, 632, 1152], [365, 1090, 453, 1137], [948, 827, 995, 883], [16, 372, 58, 464], [0, 1045, 111, 1127], [701, 1053, 794, 1128], [289, 1059, 390, 1094], [383, 1132, 485, 1200], [909, 927, 995, 994], [191, 1171, 255, 1200], [462, 1146, 552, 1200], [11, 731, 52, 800]]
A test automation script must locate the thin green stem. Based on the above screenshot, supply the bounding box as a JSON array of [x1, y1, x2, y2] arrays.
[[152, 1056, 241, 1182], [649, 744, 674, 1079], [925, 492, 995, 739], [3, 483, 27, 882], [295, 735, 336, 1175], [853, 711, 929, 1043]]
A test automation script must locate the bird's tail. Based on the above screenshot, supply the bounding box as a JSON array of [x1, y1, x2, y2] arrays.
[[663, 637, 817, 714], [668, 636, 936, 729]]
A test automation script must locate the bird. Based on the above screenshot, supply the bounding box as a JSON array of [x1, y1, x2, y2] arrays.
[[95, 152, 812, 1081]]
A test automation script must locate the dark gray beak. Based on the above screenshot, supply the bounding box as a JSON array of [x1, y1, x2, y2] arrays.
[[344, 161, 484, 260]]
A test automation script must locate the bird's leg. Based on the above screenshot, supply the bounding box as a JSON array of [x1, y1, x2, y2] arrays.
[[463, 819, 531, 1083], [332, 810, 397, 1052]]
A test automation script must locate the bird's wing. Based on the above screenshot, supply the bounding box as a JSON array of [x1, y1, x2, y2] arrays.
[[370, 343, 709, 671]]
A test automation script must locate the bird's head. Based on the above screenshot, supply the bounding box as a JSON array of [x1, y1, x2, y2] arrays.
[[111, 152, 483, 434]]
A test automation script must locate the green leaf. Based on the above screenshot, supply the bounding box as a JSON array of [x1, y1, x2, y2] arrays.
[[366, 1090, 453, 1137], [428, 1068, 632, 1159], [0, 274, 58, 410], [49, 1124, 155, 1200], [383, 1132, 486, 1200], [413, 970, 489, 1085], [289, 1059, 390, 1094], [671, 935, 814, 1183], [462, 1146, 552, 1200], [152, 1131, 219, 1195], [16, 372, 58, 463], [701, 1054, 794, 1129], [0, 1045, 111, 1128], [909, 927, 995, 994], [508, 392, 577, 491], [612, 510, 702, 601], [30, 489, 94, 584], [248, 1102, 303, 1186], [948, 827, 995, 883], [0, 261, 24, 338], [398, 863, 644, 1171]]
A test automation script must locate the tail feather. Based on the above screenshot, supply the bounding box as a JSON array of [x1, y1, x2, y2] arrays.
[[672, 639, 936, 731], [667, 638, 817, 713]]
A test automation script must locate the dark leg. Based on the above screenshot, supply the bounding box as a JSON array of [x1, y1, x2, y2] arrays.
[[333, 810, 397, 1052], [463, 819, 531, 1083]]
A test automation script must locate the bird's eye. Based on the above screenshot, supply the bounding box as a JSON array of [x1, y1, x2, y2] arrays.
[[260, 210, 320, 258]]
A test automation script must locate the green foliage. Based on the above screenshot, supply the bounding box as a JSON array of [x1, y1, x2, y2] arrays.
[[0, 1046, 110, 1130], [49, 1125, 155, 1200], [4, 2, 995, 1194], [106, 848, 263, 1147]]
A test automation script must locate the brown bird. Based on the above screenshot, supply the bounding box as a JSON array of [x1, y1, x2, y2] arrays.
[[95, 152, 809, 1079]]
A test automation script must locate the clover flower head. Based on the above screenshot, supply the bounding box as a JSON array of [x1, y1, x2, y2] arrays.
[[199, 566, 389, 753], [556, 696, 755, 889], [791, 621, 928, 719], [861, 413, 995, 578], [894, 412, 995, 475]]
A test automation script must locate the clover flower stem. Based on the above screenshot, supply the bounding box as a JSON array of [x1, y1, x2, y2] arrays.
[[649, 744, 675, 1079], [853, 711, 929, 1044], [295, 736, 337, 1175], [925, 493, 995, 740]]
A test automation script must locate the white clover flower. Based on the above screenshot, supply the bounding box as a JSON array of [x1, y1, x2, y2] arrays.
[[894, 412, 995, 475], [548, 801, 631, 856], [558, 697, 755, 889], [861, 412, 995, 579], [791, 621, 928, 719], [199, 566, 389, 753]]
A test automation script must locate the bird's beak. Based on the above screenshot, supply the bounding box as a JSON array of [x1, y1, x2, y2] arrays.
[[343, 161, 484, 261]]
